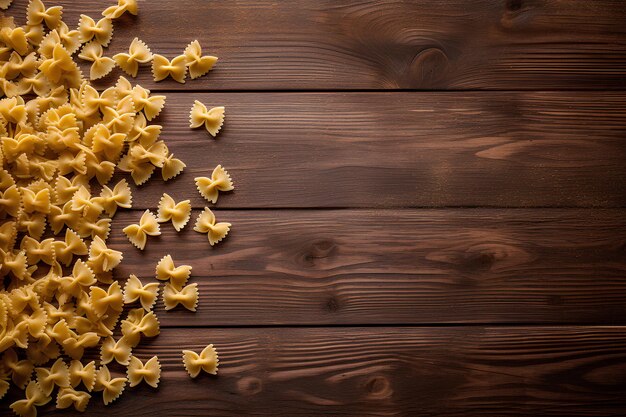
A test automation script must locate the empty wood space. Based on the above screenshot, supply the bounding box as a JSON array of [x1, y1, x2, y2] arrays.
[[2, 0, 626, 416]]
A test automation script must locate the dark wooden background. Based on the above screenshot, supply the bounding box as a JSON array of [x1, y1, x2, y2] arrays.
[[4, 0, 626, 415]]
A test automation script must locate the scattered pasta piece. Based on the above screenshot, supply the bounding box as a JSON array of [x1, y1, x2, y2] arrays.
[[100, 336, 132, 366], [123, 274, 159, 311], [163, 283, 198, 312], [155, 255, 192, 289], [68, 360, 96, 391], [78, 14, 113, 46], [182, 344, 218, 378], [56, 386, 91, 412], [193, 207, 231, 246], [123, 209, 161, 250], [35, 357, 69, 396], [161, 153, 186, 181], [120, 309, 160, 348], [157, 193, 191, 231], [113, 37, 153, 77], [195, 164, 234, 204], [152, 54, 187, 83], [93, 365, 126, 405], [183, 40, 218, 79], [127, 355, 160, 388], [10, 380, 51, 417], [1, 0, 14, 10], [78, 41, 116, 80], [189, 100, 225, 137], [26, 0, 63, 29], [102, 0, 138, 19]]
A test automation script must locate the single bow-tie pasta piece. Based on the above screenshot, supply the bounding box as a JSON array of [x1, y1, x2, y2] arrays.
[[189, 100, 225, 137], [88, 236, 123, 273], [157, 193, 191, 231], [78, 41, 116, 80], [155, 254, 192, 289], [123, 274, 159, 311], [10, 380, 51, 417], [56, 387, 91, 412], [127, 355, 161, 388], [113, 37, 153, 77], [163, 283, 199, 312], [93, 364, 127, 405], [100, 335, 132, 365], [26, 0, 63, 29], [161, 153, 187, 181], [35, 357, 69, 396], [123, 210, 161, 250], [183, 40, 218, 79], [102, 0, 138, 19], [193, 207, 231, 246], [152, 54, 187, 83], [68, 360, 96, 391], [78, 14, 113, 46], [98, 179, 132, 216], [195, 164, 234, 204], [120, 309, 160, 348], [182, 344, 219, 378]]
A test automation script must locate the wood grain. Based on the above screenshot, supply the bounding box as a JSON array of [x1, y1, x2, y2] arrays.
[[6, 0, 626, 90], [106, 209, 626, 326], [110, 91, 626, 208], [3, 326, 626, 416]]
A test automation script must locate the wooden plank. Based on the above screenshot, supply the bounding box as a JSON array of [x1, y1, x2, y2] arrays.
[[106, 209, 626, 326], [7, 0, 626, 90], [109, 91, 626, 208], [3, 326, 626, 416]]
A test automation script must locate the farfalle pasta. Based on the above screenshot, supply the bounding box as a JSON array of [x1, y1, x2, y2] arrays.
[[123, 274, 159, 311], [113, 37, 152, 78], [195, 164, 234, 204], [151, 54, 187, 83], [102, 0, 138, 20], [189, 100, 225, 137], [78, 41, 116, 80], [0, 0, 230, 413], [155, 255, 192, 289], [193, 207, 231, 246], [182, 344, 218, 378], [78, 14, 113, 46], [127, 355, 160, 388], [183, 40, 218, 79], [163, 283, 198, 312], [122, 209, 161, 250], [93, 365, 126, 405], [157, 193, 191, 231]]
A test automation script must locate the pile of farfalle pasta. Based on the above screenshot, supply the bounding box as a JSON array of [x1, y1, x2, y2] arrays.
[[0, 0, 230, 414]]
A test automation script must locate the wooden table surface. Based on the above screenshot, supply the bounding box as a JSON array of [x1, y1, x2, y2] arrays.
[[4, 0, 626, 415]]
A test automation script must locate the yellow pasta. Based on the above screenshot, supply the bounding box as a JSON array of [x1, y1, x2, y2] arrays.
[[193, 207, 231, 246], [123, 274, 159, 311], [157, 193, 191, 231], [10, 380, 50, 417], [189, 100, 225, 137], [93, 364, 126, 405], [127, 355, 160, 388], [78, 41, 116, 80], [55, 386, 91, 412], [102, 0, 138, 19], [100, 335, 132, 366], [68, 360, 96, 391], [183, 40, 218, 79], [78, 14, 113, 46], [113, 37, 152, 78], [151, 54, 187, 83], [0, 0, 14, 10], [123, 209, 161, 250], [0, 0, 231, 412], [155, 254, 192, 289], [194, 164, 234, 204], [182, 344, 218, 378], [26, 0, 63, 29], [163, 282, 198, 312], [34, 357, 69, 397]]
